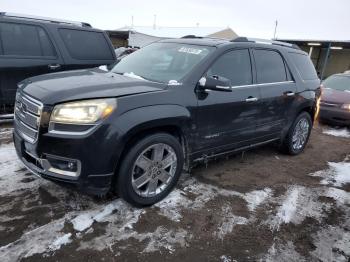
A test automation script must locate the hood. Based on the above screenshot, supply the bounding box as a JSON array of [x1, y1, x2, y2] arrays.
[[321, 88, 350, 104], [21, 69, 165, 105]]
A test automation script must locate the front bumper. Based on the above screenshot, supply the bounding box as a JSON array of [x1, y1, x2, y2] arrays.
[[13, 129, 116, 195], [319, 106, 350, 126]]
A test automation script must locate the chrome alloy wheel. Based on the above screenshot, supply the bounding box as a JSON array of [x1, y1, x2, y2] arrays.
[[292, 118, 310, 150], [131, 143, 178, 197]]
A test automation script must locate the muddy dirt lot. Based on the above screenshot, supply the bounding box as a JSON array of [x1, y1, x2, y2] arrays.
[[0, 124, 349, 262]]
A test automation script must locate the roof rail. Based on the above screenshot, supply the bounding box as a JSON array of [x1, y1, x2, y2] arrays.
[[0, 12, 92, 27], [181, 35, 203, 39], [181, 35, 228, 41], [231, 37, 300, 50]]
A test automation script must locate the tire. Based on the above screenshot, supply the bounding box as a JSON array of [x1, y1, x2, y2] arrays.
[[280, 112, 312, 155], [117, 133, 184, 207]]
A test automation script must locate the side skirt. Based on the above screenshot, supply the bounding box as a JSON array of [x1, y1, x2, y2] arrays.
[[191, 137, 280, 165]]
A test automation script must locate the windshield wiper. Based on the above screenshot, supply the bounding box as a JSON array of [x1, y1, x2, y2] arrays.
[[112, 71, 163, 83], [122, 72, 146, 80], [111, 71, 123, 75]]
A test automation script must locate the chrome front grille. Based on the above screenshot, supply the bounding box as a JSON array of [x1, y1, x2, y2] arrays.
[[14, 92, 43, 143]]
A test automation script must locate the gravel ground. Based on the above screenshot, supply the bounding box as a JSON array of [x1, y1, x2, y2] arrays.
[[0, 124, 349, 262]]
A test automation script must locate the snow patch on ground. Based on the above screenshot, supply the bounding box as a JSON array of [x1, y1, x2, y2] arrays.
[[0, 143, 41, 197], [244, 188, 273, 212], [71, 214, 94, 232], [215, 205, 248, 240], [154, 189, 192, 222], [311, 226, 350, 262], [220, 255, 235, 262], [263, 241, 306, 262], [0, 217, 67, 262], [142, 227, 190, 253], [323, 127, 350, 138], [71, 201, 124, 231], [267, 186, 331, 230], [76, 204, 190, 254], [0, 199, 132, 260], [325, 187, 350, 206], [266, 157, 350, 231], [155, 177, 272, 222], [273, 187, 299, 225], [311, 161, 350, 187], [0, 128, 13, 141], [49, 233, 72, 251], [75, 178, 271, 252], [0, 143, 21, 171]]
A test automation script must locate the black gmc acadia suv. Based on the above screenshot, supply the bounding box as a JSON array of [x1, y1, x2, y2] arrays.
[[13, 37, 321, 206]]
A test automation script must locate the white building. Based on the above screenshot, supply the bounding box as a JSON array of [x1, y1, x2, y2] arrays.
[[106, 26, 238, 48]]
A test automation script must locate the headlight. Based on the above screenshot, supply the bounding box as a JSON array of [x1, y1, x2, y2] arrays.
[[341, 104, 350, 111], [50, 99, 117, 124]]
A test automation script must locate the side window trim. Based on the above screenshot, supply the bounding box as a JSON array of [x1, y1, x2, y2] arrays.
[[252, 48, 293, 84], [249, 48, 257, 85], [230, 80, 295, 89], [204, 48, 254, 87], [0, 21, 58, 59], [283, 57, 294, 81]]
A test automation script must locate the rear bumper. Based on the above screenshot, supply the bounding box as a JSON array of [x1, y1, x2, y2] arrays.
[[13, 130, 116, 195], [319, 107, 350, 126]]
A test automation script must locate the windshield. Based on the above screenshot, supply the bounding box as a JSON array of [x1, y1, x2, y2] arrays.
[[111, 42, 214, 83], [323, 75, 350, 91]]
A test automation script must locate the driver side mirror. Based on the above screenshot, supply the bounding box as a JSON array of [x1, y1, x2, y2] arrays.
[[198, 76, 232, 92]]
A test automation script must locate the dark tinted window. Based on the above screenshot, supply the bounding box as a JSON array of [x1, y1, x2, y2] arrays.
[[59, 29, 113, 60], [0, 22, 55, 57], [290, 52, 318, 80], [207, 49, 252, 86], [254, 49, 287, 83]]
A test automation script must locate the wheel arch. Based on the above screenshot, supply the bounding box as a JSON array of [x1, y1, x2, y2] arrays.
[[111, 105, 193, 188]]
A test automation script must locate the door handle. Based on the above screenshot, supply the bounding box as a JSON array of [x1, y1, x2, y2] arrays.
[[48, 64, 61, 70], [284, 91, 295, 96], [245, 97, 258, 102]]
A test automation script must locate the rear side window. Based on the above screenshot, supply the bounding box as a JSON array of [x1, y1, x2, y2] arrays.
[[254, 49, 287, 83], [59, 29, 113, 60], [290, 52, 318, 80], [0, 22, 56, 57], [207, 49, 252, 86]]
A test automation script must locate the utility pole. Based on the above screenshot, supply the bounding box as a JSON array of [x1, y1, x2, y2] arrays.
[[131, 15, 134, 27], [153, 14, 157, 29], [273, 20, 278, 40]]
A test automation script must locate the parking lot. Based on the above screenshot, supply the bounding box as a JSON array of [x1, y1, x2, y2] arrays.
[[0, 123, 349, 261]]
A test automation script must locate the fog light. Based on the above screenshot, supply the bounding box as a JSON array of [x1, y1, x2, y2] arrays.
[[67, 162, 76, 170], [45, 155, 81, 177]]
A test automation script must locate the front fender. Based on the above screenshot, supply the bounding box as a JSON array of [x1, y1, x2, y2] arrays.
[[116, 104, 191, 135], [109, 104, 193, 163]]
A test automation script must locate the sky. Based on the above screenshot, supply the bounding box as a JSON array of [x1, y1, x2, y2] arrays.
[[1, 0, 350, 40]]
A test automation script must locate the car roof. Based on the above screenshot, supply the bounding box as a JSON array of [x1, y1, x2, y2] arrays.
[[0, 12, 92, 28], [161, 37, 229, 47], [159, 37, 304, 53], [332, 73, 350, 77]]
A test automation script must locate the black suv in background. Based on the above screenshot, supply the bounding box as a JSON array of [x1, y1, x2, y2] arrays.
[[0, 12, 116, 114], [13, 37, 321, 206]]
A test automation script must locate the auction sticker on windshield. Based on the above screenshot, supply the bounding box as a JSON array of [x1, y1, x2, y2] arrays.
[[178, 47, 203, 55]]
